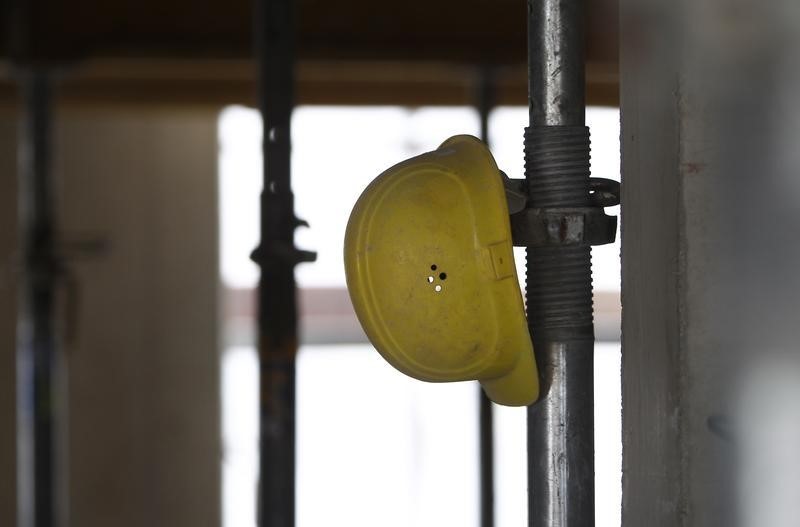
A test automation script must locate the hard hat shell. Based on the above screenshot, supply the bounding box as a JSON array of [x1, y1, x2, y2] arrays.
[[344, 135, 538, 406]]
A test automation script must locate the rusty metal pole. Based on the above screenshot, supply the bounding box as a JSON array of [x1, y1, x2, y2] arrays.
[[252, 0, 315, 525]]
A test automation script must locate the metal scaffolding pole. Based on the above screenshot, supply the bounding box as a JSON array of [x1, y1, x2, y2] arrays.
[[253, 0, 314, 525], [476, 67, 496, 527], [16, 70, 65, 527], [525, 0, 595, 525]]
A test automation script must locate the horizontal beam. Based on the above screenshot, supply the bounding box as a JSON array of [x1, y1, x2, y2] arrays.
[[0, 59, 618, 108], [223, 287, 622, 347], [1, 0, 617, 66]]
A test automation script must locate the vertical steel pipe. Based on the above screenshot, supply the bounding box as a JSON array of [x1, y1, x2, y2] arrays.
[[527, 0, 586, 128], [253, 0, 301, 525], [476, 67, 496, 527], [525, 1, 595, 526], [17, 70, 63, 527], [479, 388, 495, 527]]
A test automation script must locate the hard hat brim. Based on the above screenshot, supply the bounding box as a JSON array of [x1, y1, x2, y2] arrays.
[[480, 342, 539, 407]]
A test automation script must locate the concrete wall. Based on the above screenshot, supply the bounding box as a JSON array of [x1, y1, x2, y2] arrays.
[[619, 0, 688, 517], [0, 107, 221, 527], [621, 1, 800, 525]]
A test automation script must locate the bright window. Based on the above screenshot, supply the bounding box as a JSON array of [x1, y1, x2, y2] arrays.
[[218, 105, 621, 527]]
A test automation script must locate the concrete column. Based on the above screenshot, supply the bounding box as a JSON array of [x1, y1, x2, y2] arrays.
[[58, 109, 221, 527], [621, 1, 800, 525], [0, 107, 221, 527]]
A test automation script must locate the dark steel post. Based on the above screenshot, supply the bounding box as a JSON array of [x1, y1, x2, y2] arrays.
[[253, 0, 314, 526], [525, 0, 595, 526], [476, 67, 496, 527], [479, 379, 495, 527], [17, 70, 64, 527]]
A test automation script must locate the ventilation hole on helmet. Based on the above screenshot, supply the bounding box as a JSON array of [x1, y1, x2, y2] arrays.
[[435, 285, 442, 292], [431, 264, 437, 271], [439, 272, 447, 280], [427, 276, 434, 283]]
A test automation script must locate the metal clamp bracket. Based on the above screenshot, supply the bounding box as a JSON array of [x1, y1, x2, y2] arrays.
[[505, 177, 619, 248], [250, 191, 317, 268]]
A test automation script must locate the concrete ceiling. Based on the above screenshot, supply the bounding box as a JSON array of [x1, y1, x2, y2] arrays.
[[1, 0, 618, 106]]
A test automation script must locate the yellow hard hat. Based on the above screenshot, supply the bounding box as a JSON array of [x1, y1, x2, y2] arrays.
[[344, 135, 538, 406]]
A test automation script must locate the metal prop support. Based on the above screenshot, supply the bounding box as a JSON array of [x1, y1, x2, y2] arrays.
[[518, 1, 616, 525], [16, 70, 65, 527], [476, 66, 496, 527], [252, 0, 315, 525]]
